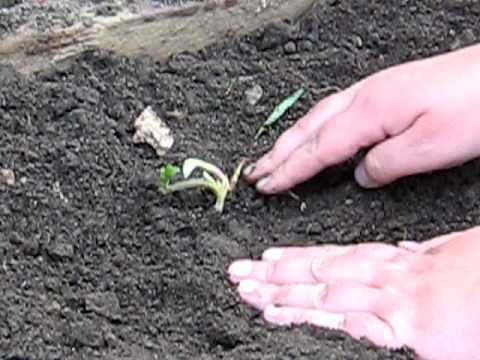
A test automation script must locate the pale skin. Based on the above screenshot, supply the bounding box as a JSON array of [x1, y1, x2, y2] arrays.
[[228, 43, 480, 360]]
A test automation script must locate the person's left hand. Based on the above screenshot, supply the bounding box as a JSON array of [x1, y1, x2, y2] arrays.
[[228, 227, 480, 360]]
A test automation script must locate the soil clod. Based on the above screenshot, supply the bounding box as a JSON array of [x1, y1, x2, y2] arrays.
[[85, 292, 121, 321]]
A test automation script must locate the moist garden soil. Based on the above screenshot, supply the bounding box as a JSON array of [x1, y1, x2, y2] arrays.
[[1, 1, 480, 359]]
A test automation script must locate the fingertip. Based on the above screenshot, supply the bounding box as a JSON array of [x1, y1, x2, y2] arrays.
[[262, 248, 284, 261], [238, 279, 260, 294], [354, 163, 381, 189], [255, 176, 272, 193], [254, 158, 305, 194], [242, 163, 256, 179], [228, 260, 253, 278], [243, 159, 274, 184], [264, 304, 283, 323], [255, 175, 291, 194]]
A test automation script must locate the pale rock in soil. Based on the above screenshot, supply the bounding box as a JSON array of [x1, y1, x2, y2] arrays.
[[245, 84, 263, 106], [0, 168, 15, 185], [284, 41, 297, 54], [133, 106, 174, 157]]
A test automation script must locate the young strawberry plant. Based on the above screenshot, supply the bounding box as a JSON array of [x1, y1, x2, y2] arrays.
[[159, 158, 246, 212]]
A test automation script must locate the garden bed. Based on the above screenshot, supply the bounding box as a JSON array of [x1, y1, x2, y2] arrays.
[[1, 1, 480, 359]]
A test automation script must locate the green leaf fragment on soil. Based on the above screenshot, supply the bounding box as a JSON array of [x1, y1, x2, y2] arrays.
[[255, 88, 305, 139]]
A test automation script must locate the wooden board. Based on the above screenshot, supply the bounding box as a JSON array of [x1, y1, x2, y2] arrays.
[[0, 0, 315, 74]]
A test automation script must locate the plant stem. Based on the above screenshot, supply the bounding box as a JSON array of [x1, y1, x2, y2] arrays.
[[230, 159, 246, 191], [165, 178, 227, 212]]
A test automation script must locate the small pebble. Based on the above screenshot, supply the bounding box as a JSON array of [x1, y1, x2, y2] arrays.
[[284, 41, 297, 54], [245, 84, 263, 106], [300, 202, 307, 212], [0, 168, 15, 186], [85, 291, 121, 320]]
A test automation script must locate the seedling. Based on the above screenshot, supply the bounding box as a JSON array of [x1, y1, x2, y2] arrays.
[[159, 158, 246, 212], [159, 164, 180, 189], [255, 88, 305, 139]]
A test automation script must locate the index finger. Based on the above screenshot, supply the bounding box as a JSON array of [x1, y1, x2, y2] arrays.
[[244, 87, 358, 182]]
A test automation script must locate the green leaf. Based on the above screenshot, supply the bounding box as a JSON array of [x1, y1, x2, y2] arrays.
[[159, 164, 180, 192], [255, 88, 305, 139]]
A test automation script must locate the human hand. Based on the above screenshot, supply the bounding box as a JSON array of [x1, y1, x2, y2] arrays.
[[244, 44, 480, 193], [228, 227, 480, 360]]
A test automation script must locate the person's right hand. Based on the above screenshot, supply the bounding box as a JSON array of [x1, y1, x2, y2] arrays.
[[244, 43, 480, 193], [228, 226, 480, 360]]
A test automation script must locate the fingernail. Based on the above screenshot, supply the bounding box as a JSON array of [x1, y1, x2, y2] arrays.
[[229, 260, 253, 277], [264, 304, 282, 318], [354, 163, 378, 189], [238, 279, 259, 294], [262, 248, 283, 261], [256, 176, 271, 191], [243, 164, 255, 177]]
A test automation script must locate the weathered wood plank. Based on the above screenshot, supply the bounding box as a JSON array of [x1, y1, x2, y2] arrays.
[[0, 0, 315, 74]]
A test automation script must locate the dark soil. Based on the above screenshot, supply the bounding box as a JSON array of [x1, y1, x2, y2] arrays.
[[1, 1, 480, 359]]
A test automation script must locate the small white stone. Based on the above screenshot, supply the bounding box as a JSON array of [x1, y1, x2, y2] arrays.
[[0, 169, 15, 186], [133, 106, 174, 157], [300, 201, 307, 212], [245, 84, 263, 106]]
